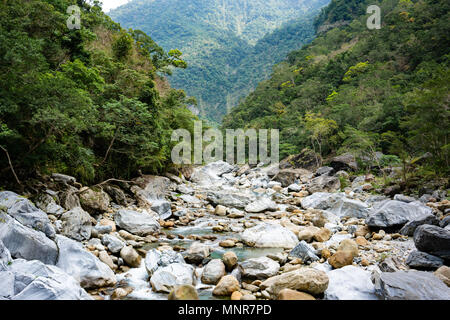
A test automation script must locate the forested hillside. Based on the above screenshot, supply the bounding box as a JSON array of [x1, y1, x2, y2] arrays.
[[110, 0, 330, 122], [223, 0, 449, 179], [0, 0, 197, 187]]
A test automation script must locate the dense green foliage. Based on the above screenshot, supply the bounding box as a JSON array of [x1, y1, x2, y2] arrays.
[[110, 0, 330, 123], [0, 0, 197, 186], [223, 0, 449, 175]]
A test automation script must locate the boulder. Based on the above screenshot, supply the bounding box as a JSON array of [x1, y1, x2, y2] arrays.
[[413, 225, 450, 260], [35, 193, 65, 216], [58, 186, 81, 210], [222, 251, 238, 271], [373, 270, 450, 300], [406, 251, 444, 270], [114, 209, 160, 236], [201, 259, 226, 284], [55, 235, 116, 289], [324, 266, 377, 300], [273, 168, 313, 187], [1, 259, 92, 300], [245, 198, 278, 213], [240, 257, 280, 280], [145, 248, 185, 276], [330, 153, 358, 171], [0, 240, 12, 270], [183, 243, 210, 265], [289, 241, 320, 263], [120, 246, 141, 268], [150, 263, 195, 293], [101, 234, 125, 254], [242, 223, 298, 249], [301, 193, 370, 219], [79, 188, 110, 213], [103, 185, 128, 206], [328, 251, 354, 269], [260, 268, 329, 298], [307, 175, 340, 194], [399, 214, 440, 236], [212, 275, 240, 296], [207, 189, 255, 209], [366, 200, 433, 228], [132, 175, 172, 219], [297, 226, 320, 242], [168, 284, 199, 300], [60, 207, 92, 241], [0, 191, 55, 238], [0, 212, 58, 265], [434, 266, 450, 287], [338, 239, 359, 258]]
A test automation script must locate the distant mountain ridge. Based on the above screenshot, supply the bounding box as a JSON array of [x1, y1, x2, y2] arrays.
[[109, 0, 330, 122]]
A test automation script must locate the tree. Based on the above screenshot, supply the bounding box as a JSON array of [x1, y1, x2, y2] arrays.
[[304, 112, 338, 165]]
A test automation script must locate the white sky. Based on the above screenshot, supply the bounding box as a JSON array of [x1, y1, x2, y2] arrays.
[[100, 0, 130, 12]]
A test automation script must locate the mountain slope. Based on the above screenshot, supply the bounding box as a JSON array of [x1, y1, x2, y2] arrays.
[[222, 0, 450, 175], [109, 0, 330, 122]]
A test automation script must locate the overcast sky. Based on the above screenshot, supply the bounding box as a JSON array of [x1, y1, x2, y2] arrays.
[[100, 0, 130, 12]]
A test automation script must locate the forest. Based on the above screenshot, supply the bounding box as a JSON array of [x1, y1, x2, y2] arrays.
[[223, 0, 450, 186]]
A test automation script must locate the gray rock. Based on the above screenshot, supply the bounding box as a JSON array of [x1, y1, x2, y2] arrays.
[[241, 223, 298, 249], [414, 225, 450, 260], [145, 248, 185, 276], [103, 185, 128, 206], [179, 194, 201, 204], [440, 216, 450, 228], [301, 192, 370, 218], [0, 240, 12, 270], [0, 191, 55, 238], [0, 212, 58, 265], [177, 184, 194, 195], [315, 166, 334, 177], [325, 266, 377, 300], [307, 175, 340, 194], [150, 263, 195, 293], [55, 235, 116, 289], [94, 224, 112, 235], [201, 259, 226, 284], [60, 207, 92, 241], [114, 209, 160, 236], [273, 168, 313, 187], [373, 270, 450, 300], [240, 257, 280, 280], [101, 234, 125, 253], [207, 189, 255, 209], [287, 184, 302, 192], [378, 257, 403, 273], [150, 199, 172, 220], [35, 193, 65, 216], [245, 198, 278, 213], [393, 194, 417, 203], [52, 173, 76, 185], [2, 259, 92, 300], [330, 153, 358, 171], [366, 200, 433, 228], [58, 186, 81, 210], [406, 251, 444, 270], [289, 241, 320, 263], [399, 214, 439, 236]]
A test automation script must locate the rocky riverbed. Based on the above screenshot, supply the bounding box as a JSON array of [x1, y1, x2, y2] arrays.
[[0, 160, 449, 300]]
